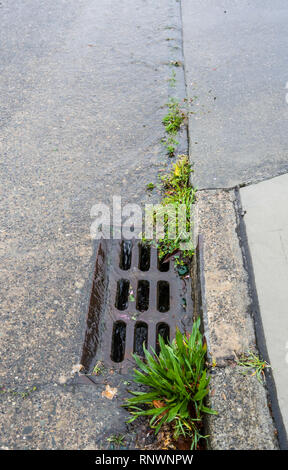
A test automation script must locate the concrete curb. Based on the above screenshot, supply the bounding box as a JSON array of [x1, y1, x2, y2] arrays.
[[195, 190, 279, 449]]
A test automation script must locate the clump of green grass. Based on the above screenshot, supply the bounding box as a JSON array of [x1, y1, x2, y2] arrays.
[[125, 318, 216, 450], [237, 351, 271, 383]]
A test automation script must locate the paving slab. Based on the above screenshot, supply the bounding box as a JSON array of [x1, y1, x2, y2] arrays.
[[240, 173, 288, 435], [0, 378, 132, 450], [182, 0, 288, 189]]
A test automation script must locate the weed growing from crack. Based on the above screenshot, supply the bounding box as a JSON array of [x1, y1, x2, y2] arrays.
[[162, 135, 180, 157], [0, 386, 37, 399], [163, 98, 185, 135], [92, 361, 104, 376], [168, 69, 177, 88], [107, 434, 125, 447], [146, 182, 155, 191], [162, 98, 186, 156], [170, 59, 182, 67], [237, 350, 271, 383], [142, 154, 196, 274]]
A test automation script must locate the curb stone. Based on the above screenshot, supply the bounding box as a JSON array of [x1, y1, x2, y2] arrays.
[[195, 190, 278, 450]]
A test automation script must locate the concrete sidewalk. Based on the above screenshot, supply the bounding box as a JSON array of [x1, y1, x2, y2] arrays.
[[182, 0, 288, 189], [241, 175, 288, 434], [182, 0, 288, 447]]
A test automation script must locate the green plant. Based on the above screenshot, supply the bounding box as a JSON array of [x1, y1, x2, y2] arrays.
[[162, 99, 185, 135], [146, 182, 155, 191], [157, 155, 196, 264], [163, 136, 179, 157], [168, 70, 176, 88], [170, 60, 182, 67], [92, 361, 104, 376], [125, 318, 216, 449], [107, 434, 125, 447], [237, 350, 271, 383], [161, 94, 186, 156], [0, 386, 37, 399], [141, 155, 195, 269]]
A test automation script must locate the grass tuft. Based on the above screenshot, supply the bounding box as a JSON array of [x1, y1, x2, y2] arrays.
[[125, 318, 217, 450], [237, 350, 271, 384]]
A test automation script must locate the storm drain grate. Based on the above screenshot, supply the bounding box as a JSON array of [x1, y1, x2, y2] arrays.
[[81, 239, 193, 371]]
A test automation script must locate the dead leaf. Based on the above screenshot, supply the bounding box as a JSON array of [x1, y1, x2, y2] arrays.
[[71, 363, 84, 375], [153, 400, 165, 409], [102, 384, 117, 400]]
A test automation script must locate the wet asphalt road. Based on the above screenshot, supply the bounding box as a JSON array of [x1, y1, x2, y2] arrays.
[[0, 0, 185, 448]]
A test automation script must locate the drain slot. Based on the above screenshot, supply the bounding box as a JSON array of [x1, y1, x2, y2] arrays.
[[111, 321, 126, 362], [156, 322, 170, 355], [139, 243, 150, 271], [115, 279, 130, 310], [120, 240, 132, 270], [136, 280, 150, 312], [157, 281, 170, 312], [134, 322, 148, 357], [158, 250, 170, 272]]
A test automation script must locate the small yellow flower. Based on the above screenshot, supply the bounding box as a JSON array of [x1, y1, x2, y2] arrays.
[[174, 163, 181, 176]]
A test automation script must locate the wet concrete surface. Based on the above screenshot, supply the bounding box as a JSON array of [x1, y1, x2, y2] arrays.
[[0, 0, 186, 448], [182, 0, 288, 189]]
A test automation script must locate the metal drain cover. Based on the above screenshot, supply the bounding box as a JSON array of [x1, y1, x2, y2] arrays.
[[81, 239, 193, 372]]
